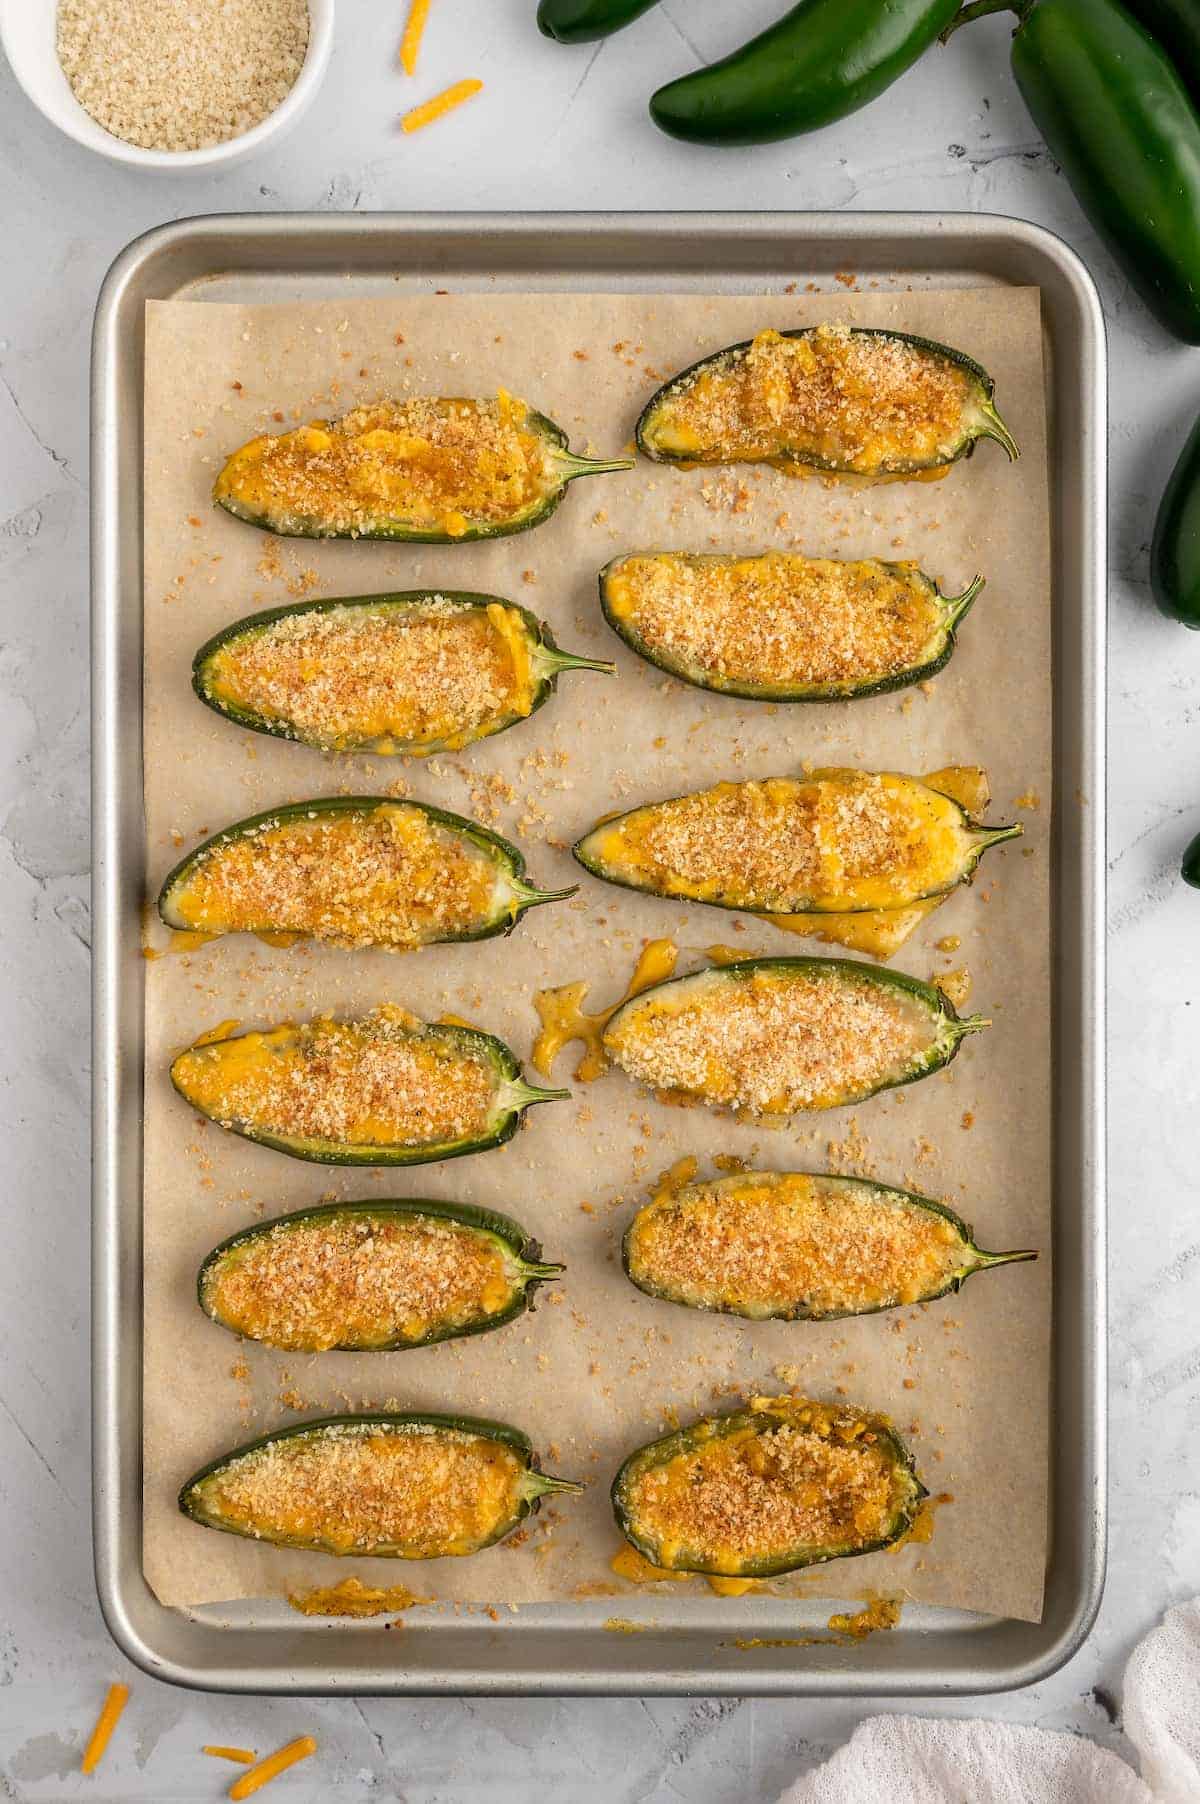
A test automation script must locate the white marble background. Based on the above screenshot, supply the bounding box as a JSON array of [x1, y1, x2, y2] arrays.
[[0, 0, 1196, 1796]]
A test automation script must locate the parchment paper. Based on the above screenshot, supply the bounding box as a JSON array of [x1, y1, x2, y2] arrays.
[[142, 287, 1051, 1622]]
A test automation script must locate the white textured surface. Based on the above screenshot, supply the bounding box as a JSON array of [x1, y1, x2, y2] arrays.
[[0, 1, 1195, 1796]]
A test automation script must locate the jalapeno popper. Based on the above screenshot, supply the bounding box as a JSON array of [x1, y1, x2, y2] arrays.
[[192, 592, 613, 754], [199, 1200, 564, 1351], [170, 1007, 568, 1166], [600, 552, 982, 700], [602, 956, 985, 1116], [157, 797, 574, 952], [575, 770, 1019, 920], [612, 1397, 926, 1577], [214, 394, 632, 542], [180, 1413, 582, 1557], [636, 324, 1018, 476], [624, 1170, 1036, 1321]]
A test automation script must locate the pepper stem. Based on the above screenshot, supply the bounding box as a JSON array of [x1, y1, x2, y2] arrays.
[[520, 1259, 567, 1281], [940, 0, 1025, 44], [524, 1470, 585, 1500], [976, 823, 1023, 851], [972, 1247, 1039, 1272], [554, 449, 636, 483], [507, 1077, 572, 1110], [978, 399, 1020, 462], [511, 878, 580, 914], [947, 1011, 990, 1038], [944, 574, 985, 629], [536, 645, 618, 679]]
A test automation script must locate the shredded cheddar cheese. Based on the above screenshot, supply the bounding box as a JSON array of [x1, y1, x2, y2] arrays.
[[81, 1682, 129, 1776], [645, 323, 986, 476], [622, 1400, 913, 1575], [229, 1736, 317, 1799], [204, 1746, 257, 1764], [215, 395, 544, 539], [604, 551, 956, 694], [401, 78, 482, 135], [626, 1171, 969, 1319], [190, 1422, 526, 1556], [165, 804, 506, 951], [400, 0, 431, 73], [201, 598, 541, 755]]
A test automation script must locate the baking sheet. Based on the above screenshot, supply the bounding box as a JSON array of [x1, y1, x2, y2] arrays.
[[141, 286, 1051, 1622]]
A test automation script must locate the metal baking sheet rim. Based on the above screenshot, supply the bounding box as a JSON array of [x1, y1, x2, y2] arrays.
[[91, 211, 1106, 1697]]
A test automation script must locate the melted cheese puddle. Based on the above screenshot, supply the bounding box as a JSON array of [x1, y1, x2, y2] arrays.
[[532, 938, 678, 1080]]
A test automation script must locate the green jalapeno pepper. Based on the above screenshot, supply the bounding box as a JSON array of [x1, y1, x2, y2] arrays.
[[946, 0, 1200, 344], [537, 0, 662, 42], [1153, 413, 1200, 628], [649, 0, 960, 147]]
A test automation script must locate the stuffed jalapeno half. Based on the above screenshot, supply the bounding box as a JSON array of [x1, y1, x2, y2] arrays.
[[199, 1199, 564, 1351], [636, 325, 1018, 476], [179, 1412, 582, 1557], [157, 796, 574, 952], [599, 552, 982, 701], [575, 770, 1019, 918], [170, 1006, 568, 1166], [602, 956, 985, 1116], [214, 394, 632, 542], [624, 1170, 1036, 1321], [611, 1397, 925, 1577], [192, 591, 614, 755]]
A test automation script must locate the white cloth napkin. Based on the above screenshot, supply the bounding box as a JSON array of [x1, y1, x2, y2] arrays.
[[777, 1601, 1200, 1804]]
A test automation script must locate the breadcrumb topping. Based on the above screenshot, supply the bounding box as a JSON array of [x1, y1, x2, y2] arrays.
[[57, 0, 309, 153], [605, 553, 945, 691], [628, 1174, 965, 1318], [204, 1211, 518, 1350], [625, 1401, 908, 1571], [195, 1423, 524, 1555], [647, 325, 977, 474], [214, 394, 553, 537], [604, 965, 933, 1115], [585, 772, 973, 914], [172, 1007, 500, 1149], [205, 598, 536, 752], [166, 803, 505, 949]]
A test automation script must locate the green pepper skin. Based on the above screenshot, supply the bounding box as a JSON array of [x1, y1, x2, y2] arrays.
[[623, 1171, 1037, 1321], [1182, 831, 1200, 888], [157, 795, 575, 949], [537, 0, 661, 42], [215, 409, 632, 544], [170, 1015, 569, 1167], [192, 592, 613, 755], [952, 0, 1200, 344], [611, 1402, 926, 1576], [180, 1412, 582, 1557], [198, 1199, 565, 1351], [636, 328, 1018, 472], [1120, 0, 1200, 109], [649, 0, 960, 147], [1152, 414, 1200, 627]]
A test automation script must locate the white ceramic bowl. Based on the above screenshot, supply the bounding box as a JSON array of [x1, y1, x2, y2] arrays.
[[0, 0, 334, 170]]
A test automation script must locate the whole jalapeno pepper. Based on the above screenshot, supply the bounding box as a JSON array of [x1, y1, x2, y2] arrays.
[[1152, 412, 1200, 628], [946, 0, 1200, 344], [649, 0, 960, 147], [537, 0, 662, 42]]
